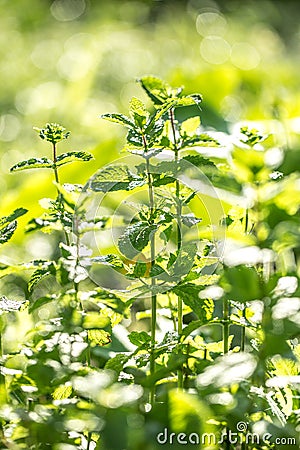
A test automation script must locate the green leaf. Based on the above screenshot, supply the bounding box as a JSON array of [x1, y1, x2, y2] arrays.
[[82, 312, 111, 330], [34, 122, 70, 144], [0, 221, 17, 244], [221, 265, 262, 302], [0, 207, 27, 244], [181, 213, 202, 227], [0, 296, 25, 312], [138, 76, 170, 105], [55, 151, 93, 167], [28, 263, 56, 293], [174, 284, 214, 322], [101, 113, 135, 128], [128, 330, 151, 347], [90, 254, 124, 271], [181, 117, 201, 136], [88, 165, 145, 192], [132, 261, 147, 278], [52, 384, 73, 400], [182, 154, 217, 169], [88, 329, 111, 346], [105, 354, 129, 373], [169, 243, 197, 279], [0, 208, 27, 228], [129, 97, 149, 128], [29, 295, 57, 313], [10, 157, 53, 172], [118, 222, 157, 259]]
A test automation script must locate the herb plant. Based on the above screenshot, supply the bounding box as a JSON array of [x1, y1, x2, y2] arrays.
[[0, 78, 299, 450]]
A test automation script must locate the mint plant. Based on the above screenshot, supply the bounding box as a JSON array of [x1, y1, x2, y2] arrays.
[[0, 82, 299, 449]]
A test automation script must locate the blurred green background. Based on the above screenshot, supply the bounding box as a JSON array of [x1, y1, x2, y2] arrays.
[[1, 0, 300, 262]]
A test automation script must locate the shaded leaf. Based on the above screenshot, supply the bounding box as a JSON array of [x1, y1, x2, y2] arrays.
[[118, 222, 157, 259]]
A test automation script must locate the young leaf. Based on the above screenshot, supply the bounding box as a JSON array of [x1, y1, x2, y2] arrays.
[[34, 123, 70, 144], [118, 222, 157, 259], [138, 76, 170, 105], [10, 157, 54, 172], [129, 97, 149, 128], [55, 151, 93, 167], [128, 330, 151, 347], [88, 329, 112, 346], [100, 113, 135, 128]]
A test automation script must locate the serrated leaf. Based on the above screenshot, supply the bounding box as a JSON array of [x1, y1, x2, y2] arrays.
[[0, 221, 17, 244], [118, 222, 157, 259], [88, 329, 111, 346], [105, 354, 129, 373], [132, 261, 147, 278], [181, 213, 202, 227], [55, 151, 93, 167], [101, 113, 135, 128], [128, 331, 151, 347], [90, 254, 124, 271], [138, 76, 170, 105], [10, 157, 54, 172], [88, 165, 145, 192], [174, 284, 214, 322], [182, 154, 217, 169], [28, 263, 56, 293], [169, 243, 197, 279], [52, 384, 73, 400], [0, 208, 27, 229], [129, 97, 149, 128]]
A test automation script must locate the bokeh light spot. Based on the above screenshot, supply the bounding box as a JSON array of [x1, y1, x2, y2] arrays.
[[200, 35, 231, 64], [196, 11, 227, 37], [50, 0, 86, 22], [231, 42, 260, 70]]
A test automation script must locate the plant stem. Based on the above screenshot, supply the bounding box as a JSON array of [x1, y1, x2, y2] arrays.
[[223, 298, 230, 355], [52, 142, 70, 246], [144, 137, 157, 405], [241, 308, 246, 352], [169, 108, 184, 388]]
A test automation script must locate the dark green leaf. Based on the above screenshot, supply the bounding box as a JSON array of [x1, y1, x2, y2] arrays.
[[174, 284, 214, 322], [128, 331, 151, 347], [10, 157, 53, 172], [221, 265, 262, 302], [0, 221, 17, 244], [55, 151, 93, 167], [118, 222, 157, 259]]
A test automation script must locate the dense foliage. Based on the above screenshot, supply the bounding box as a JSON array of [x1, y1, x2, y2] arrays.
[[0, 76, 299, 449]]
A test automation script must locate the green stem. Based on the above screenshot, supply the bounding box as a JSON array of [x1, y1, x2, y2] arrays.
[[169, 108, 184, 388], [223, 298, 230, 355], [241, 308, 246, 352], [0, 317, 7, 403], [144, 139, 157, 405], [52, 142, 70, 246]]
